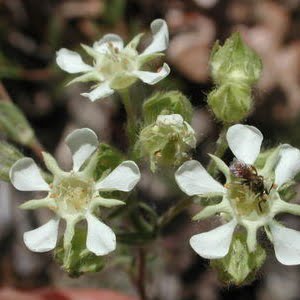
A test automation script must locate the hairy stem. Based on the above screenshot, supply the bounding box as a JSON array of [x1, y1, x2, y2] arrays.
[[119, 88, 139, 148], [207, 126, 229, 176], [136, 248, 147, 300], [158, 197, 191, 228]]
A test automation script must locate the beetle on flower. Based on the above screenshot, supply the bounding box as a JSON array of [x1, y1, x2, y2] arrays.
[[56, 19, 170, 102], [10, 128, 141, 256], [175, 124, 300, 265]]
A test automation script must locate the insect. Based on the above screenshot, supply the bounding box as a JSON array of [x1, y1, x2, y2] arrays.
[[229, 159, 270, 213]]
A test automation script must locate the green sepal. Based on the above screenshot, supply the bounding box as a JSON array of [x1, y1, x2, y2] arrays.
[[208, 154, 230, 181], [138, 52, 165, 68], [278, 181, 297, 202], [54, 227, 105, 278], [207, 83, 252, 123], [211, 232, 266, 286], [110, 72, 137, 90], [0, 141, 23, 181], [94, 143, 124, 181], [210, 32, 262, 86], [0, 102, 36, 146], [125, 33, 144, 50], [143, 91, 193, 125], [255, 147, 278, 170]]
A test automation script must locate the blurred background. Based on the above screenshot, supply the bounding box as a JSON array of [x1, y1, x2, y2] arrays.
[[1, 0, 300, 299]]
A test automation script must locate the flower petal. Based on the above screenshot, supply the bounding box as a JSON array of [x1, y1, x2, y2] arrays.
[[142, 19, 169, 55], [132, 63, 170, 85], [56, 48, 93, 73], [227, 124, 263, 165], [175, 160, 226, 196], [10, 158, 50, 191], [96, 161, 140, 192], [23, 218, 60, 252], [190, 219, 237, 259], [65, 128, 98, 172], [86, 213, 116, 256], [93, 34, 124, 54], [270, 222, 300, 265], [275, 144, 300, 187], [81, 81, 114, 102]]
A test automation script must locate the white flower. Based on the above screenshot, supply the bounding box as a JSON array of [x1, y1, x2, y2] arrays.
[[10, 128, 141, 255], [175, 124, 300, 265], [56, 19, 170, 102]]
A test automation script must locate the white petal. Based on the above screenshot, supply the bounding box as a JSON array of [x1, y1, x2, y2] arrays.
[[23, 218, 60, 252], [96, 161, 140, 192], [190, 219, 237, 259], [81, 81, 114, 102], [227, 124, 263, 165], [86, 213, 116, 256], [132, 63, 170, 85], [56, 48, 93, 73], [156, 114, 184, 126], [93, 34, 124, 54], [9, 158, 50, 191], [175, 160, 226, 196], [275, 144, 300, 187], [142, 19, 169, 55], [270, 222, 300, 265], [65, 128, 98, 172]]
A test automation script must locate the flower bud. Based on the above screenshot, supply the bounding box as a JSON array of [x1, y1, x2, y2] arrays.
[[143, 91, 193, 125], [137, 114, 196, 171], [210, 33, 262, 86], [211, 232, 266, 285], [207, 83, 252, 123]]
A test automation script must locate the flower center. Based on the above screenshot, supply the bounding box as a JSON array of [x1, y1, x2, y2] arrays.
[[228, 160, 272, 220], [96, 44, 137, 79], [50, 176, 94, 217]]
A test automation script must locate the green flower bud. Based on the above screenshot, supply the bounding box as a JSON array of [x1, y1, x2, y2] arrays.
[[54, 228, 105, 278], [143, 91, 193, 125], [211, 232, 266, 286], [137, 114, 196, 171], [207, 83, 252, 123], [210, 33, 262, 86]]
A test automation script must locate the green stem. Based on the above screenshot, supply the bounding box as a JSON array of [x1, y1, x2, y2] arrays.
[[136, 248, 148, 300], [119, 88, 138, 148], [158, 197, 191, 228], [207, 126, 229, 176]]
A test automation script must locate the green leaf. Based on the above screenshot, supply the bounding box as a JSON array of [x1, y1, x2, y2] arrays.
[[0, 102, 36, 146], [0, 141, 23, 181], [54, 228, 105, 278]]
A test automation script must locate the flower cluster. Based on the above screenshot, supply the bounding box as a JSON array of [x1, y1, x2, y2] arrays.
[[176, 124, 300, 265], [56, 19, 170, 102], [10, 128, 141, 255]]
